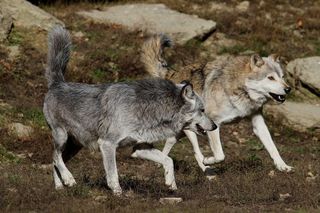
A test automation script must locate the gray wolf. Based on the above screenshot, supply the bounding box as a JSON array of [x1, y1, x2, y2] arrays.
[[43, 26, 216, 195], [141, 34, 292, 172]]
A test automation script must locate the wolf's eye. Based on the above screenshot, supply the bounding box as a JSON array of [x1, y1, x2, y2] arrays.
[[268, 76, 275, 80], [200, 109, 205, 113]]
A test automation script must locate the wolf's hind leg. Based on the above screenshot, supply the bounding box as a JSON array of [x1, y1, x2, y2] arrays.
[[52, 128, 77, 188], [132, 148, 177, 190]]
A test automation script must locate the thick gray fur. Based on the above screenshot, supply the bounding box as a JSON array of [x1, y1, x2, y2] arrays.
[[43, 26, 215, 195]]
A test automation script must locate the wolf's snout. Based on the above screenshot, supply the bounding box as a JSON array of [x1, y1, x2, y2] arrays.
[[284, 87, 291, 94]]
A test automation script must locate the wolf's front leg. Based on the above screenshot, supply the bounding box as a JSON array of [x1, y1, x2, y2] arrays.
[[184, 130, 210, 172], [251, 113, 293, 172], [203, 127, 225, 165], [99, 138, 122, 195], [162, 137, 177, 156]]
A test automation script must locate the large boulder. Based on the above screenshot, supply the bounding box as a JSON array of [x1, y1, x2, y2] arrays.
[[0, 0, 63, 31], [264, 101, 320, 131], [0, 10, 13, 41], [287, 57, 320, 96], [77, 4, 216, 44]]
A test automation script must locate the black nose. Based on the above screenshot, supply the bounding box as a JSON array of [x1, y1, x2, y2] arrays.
[[284, 87, 291, 94], [210, 120, 218, 131]]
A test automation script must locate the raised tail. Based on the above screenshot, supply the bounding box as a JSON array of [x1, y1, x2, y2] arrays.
[[46, 26, 71, 88], [140, 34, 172, 78]]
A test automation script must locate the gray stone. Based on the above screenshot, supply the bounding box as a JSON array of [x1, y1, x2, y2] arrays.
[[77, 4, 216, 44], [73, 31, 85, 38], [8, 122, 33, 140], [279, 193, 291, 201], [236, 1, 250, 12], [0, 0, 63, 31], [287, 57, 320, 96], [209, 2, 233, 12], [264, 101, 320, 131], [0, 9, 13, 41], [159, 197, 183, 205]]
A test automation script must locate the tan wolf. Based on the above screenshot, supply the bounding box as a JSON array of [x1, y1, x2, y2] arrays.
[[141, 35, 293, 172]]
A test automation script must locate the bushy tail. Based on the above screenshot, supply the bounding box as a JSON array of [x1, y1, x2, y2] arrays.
[[46, 25, 71, 88], [140, 34, 172, 78]]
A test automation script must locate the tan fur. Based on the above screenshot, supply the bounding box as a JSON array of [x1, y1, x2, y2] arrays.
[[140, 34, 171, 78], [141, 35, 293, 172], [141, 35, 290, 122]]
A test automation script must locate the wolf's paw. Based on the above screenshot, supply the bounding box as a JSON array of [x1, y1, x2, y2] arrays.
[[194, 154, 210, 172], [203, 155, 225, 165], [55, 184, 64, 190], [63, 175, 77, 187], [61, 171, 76, 187], [276, 163, 294, 172], [112, 187, 123, 196], [169, 182, 177, 191]]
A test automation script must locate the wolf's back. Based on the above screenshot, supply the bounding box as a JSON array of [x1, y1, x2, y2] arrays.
[[46, 26, 71, 88]]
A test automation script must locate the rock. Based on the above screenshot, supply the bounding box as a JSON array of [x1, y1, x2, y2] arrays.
[[159, 197, 183, 205], [0, 9, 13, 41], [94, 195, 108, 202], [264, 101, 320, 131], [306, 171, 317, 182], [206, 175, 218, 181], [73, 31, 85, 38], [8, 123, 33, 140], [0, 0, 63, 31], [77, 4, 216, 44], [39, 164, 52, 170], [209, 2, 233, 12], [279, 193, 291, 201], [268, 170, 275, 178], [287, 57, 320, 96], [236, 1, 250, 12], [7, 187, 17, 193]]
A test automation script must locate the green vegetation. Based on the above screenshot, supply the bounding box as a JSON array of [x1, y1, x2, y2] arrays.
[[21, 108, 47, 127], [8, 29, 24, 46], [91, 68, 107, 82], [218, 44, 247, 55], [0, 145, 20, 163]]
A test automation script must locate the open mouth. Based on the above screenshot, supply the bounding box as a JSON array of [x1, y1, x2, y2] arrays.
[[269, 92, 286, 103], [196, 124, 207, 135]]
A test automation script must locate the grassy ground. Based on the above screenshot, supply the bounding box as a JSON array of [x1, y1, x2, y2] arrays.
[[0, 0, 320, 212]]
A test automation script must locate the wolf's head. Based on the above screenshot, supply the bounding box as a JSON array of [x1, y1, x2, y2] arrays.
[[179, 81, 217, 135], [245, 54, 291, 103]]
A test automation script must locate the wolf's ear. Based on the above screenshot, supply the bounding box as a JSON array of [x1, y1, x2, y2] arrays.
[[269, 54, 280, 63], [250, 54, 264, 68], [269, 54, 288, 65], [181, 83, 195, 101]]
